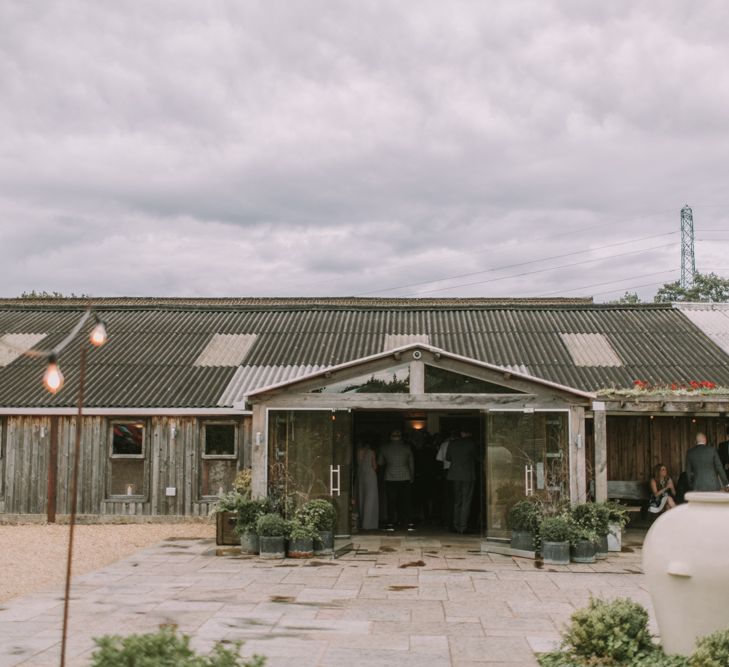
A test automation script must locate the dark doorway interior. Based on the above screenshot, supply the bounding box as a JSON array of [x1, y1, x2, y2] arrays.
[[351, 410, 483, 534]]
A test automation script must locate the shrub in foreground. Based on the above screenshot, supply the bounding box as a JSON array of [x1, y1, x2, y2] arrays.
[[89, 626, 265, 667], [562, 597, 654, 663], [537, 597, 657, 666], [691, 628, 729, 667]]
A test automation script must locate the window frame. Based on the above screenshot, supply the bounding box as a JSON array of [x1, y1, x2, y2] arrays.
[[200, 420, 239, 460], [107, 418, 148, 500], [199, 420, 240, 500]]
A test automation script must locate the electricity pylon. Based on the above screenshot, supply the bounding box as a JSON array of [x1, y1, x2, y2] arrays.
[[680, 204, 695, 289]]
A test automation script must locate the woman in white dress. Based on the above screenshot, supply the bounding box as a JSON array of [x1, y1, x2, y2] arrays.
[[356, 442, 379, 530]]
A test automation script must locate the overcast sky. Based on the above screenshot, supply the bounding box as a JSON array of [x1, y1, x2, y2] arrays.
[[1, 1, 729, 301]]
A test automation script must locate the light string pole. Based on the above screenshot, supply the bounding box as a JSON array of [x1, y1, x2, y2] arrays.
[[34, 309, 108, 667]]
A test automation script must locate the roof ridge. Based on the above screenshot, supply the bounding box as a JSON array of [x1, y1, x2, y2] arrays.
[[0, 296, 680, 313]]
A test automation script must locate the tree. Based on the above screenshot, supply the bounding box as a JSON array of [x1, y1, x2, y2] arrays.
[[654, 272, 729, 303], [615, 292, 641, 304], [20, 290, 89, 298]]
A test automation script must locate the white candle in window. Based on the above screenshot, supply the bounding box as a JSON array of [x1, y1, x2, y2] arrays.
[[126, 484, 134, 496]]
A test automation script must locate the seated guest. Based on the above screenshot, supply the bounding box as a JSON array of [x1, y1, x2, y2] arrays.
[[649, 463, 676, 513]]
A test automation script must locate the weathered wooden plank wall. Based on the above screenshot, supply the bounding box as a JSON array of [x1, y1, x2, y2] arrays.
[[1, 415, 251, 517], [586, 415, 728, 483], [2, 417, 51, 514]]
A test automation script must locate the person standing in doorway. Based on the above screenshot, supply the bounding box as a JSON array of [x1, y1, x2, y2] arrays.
[[356, 441, 379, 530], [686, 432, 729, 492], [446, 428, 478, 534], [717, 425, 729, 475], [378, 430, 415, 530], [436, 430, 457, 527]]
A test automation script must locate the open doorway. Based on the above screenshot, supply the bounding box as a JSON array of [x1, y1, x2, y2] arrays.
[[268, 407, 570, 539], [352, 409, 484, 535]]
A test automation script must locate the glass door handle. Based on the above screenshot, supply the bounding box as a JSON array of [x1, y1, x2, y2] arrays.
[[330, 464, 341, 497], [524, 464, 534, 496]]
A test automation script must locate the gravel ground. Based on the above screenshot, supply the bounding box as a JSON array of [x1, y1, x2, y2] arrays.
[[0, 522, 215, 603]]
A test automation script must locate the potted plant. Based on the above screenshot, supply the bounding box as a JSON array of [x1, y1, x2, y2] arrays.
[[571, 502, 611, 560], [255, 512, 288, 560], [539, 516, 572, 565], [605, 501, 629, 552], [296, 499, 337, 556], [235, 498, 268, 555], [569, 524, 598, 564], [508, 500, 542, 551], [212, 491, 246, 546], [592, 503, 613, 559], [286, 518, 317, 558]]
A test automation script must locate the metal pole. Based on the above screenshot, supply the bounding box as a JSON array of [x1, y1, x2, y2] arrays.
[[59, 342, 86, 667]]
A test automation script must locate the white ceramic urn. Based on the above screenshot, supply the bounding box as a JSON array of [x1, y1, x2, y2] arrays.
[[642, 492, 729, 656]]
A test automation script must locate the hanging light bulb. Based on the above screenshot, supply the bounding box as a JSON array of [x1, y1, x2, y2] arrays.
[[43, 355, 64, 394], [89, 320, 108, 347]]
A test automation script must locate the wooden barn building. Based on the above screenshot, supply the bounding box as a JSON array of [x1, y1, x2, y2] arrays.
[[2, 297, 729, 537]]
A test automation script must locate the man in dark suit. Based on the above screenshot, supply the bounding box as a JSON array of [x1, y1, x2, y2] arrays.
[[446, 429, 478, 533], [686, 432, 729, 492], [717, 426, 729, 475]]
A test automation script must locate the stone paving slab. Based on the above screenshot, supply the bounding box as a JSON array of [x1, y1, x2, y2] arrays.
[[0, 532, 650, 667]]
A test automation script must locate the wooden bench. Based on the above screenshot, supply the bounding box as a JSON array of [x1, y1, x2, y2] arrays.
[[590, 480, 650, 519]]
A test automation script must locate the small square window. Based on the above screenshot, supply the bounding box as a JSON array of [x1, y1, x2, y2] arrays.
[[112, 422, 144, 457], [203, 423, 236, 457]]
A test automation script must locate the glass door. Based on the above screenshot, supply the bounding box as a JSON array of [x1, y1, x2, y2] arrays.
[[268, 410, 353, 536], [484, 411, 568, 539]]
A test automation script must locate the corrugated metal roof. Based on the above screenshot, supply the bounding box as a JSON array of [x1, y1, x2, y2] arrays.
[[218, 364, 326, 406], [674, 303, 729, 355], [193, 334, 258, 367], [559, 333, 623, 367], [383, 334, 430, 350], [0, 296, 594, 308], [1, 300, 728, 407], [0, 333, 48, 367]]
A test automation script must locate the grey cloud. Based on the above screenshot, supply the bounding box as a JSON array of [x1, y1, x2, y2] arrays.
[[1, 1, 729, 300]]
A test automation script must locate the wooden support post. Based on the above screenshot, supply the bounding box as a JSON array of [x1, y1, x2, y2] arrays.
[[593, 402, 608, 503], [410, 360, 425, 395], [569, 406, 586, 505], [250, 404, 267, 499], [47, 417, 59, 523]]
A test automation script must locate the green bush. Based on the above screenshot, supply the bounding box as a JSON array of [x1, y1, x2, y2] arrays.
[[287, 518, 318, 540], [691, 628, 729, 667], [508, 500, 542, 533], [89, 626, 264, 667], [295, 499, 336, 531], [537, 652, 583, 667], [535, 598, 729, 667], [562, 597, 654, 664], [570, 502, 611, 537], [539, 516, 572, 543], [213, 491, 247, 514], [637, 654, 690, 667], [235, 499, 269, 535], [255, 513, 288, 537], [605, 500, 630, 529], [540, 651, 689, 667]]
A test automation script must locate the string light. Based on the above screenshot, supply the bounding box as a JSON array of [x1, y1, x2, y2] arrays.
[[39, 310, 108, 394], [89, 320, 107, 347], [43, 355, 64, 394]]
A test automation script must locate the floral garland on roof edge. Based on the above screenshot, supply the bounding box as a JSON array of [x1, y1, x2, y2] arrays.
[[596, 380, 729, 398]]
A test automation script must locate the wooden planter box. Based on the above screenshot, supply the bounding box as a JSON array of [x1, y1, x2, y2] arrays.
[[216, 511, 239, 546]]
